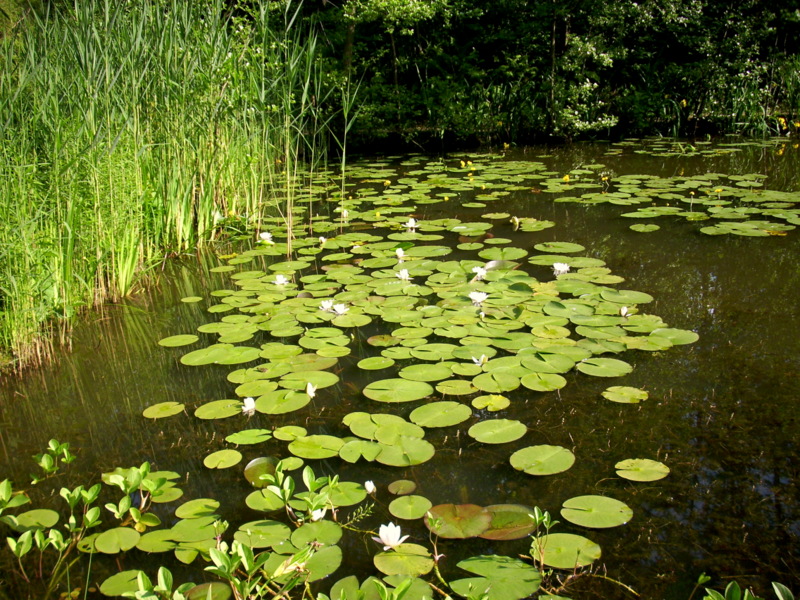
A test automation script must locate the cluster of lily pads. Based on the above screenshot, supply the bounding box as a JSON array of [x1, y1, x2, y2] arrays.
[[143, 167, 699, 597]]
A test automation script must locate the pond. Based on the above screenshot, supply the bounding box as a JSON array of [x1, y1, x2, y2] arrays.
[[1, 138, 798, 599]]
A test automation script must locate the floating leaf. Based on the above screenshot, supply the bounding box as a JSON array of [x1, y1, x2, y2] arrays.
[[409, 401, 472, 427], [233, 520, 291, 549], [288, 435, 345, 459], [388, 480, 417, 495], [576, 358, 633, 377], [94, 527, 141, 554], [480, 504, 536, 540], [226, 429, 273, 445], [467, 419, 527, 444], [424, 504, 491, 539], [532, 533, 601, 569], [510, 445, 575, 476], [203, 449, 242, 469], [175, 499, 220, 519], [389, 495, 433, 520], [651, 327, 699, 345], [143, 402, 185, 419], [243, 457, 279, 487], [451, 555, 541, 600], [373, 543, 434, 577], [471, 394, 510, 411], [560, 495, 633, 528], [601, 386, 648, 404], [158, 334, 199, 347], [99, 571, 143, 597], [615, 458, 670, 481], [364, 379, 434, 403]]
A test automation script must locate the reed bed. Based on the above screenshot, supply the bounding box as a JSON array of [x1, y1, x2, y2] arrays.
[[0, 0, 344, 370]]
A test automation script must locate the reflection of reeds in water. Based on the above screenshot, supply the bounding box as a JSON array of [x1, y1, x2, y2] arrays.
[[0, 0, 349, 370]]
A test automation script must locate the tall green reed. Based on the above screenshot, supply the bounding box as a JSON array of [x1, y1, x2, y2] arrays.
[[0, 0, 349, 370]]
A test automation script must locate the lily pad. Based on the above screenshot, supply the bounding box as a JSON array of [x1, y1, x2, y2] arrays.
[[143, 402, 185, 419], [510, 445, 575, 476], [389, 495, 433, 520], [203, 449, 242, 469], [364, 379, 434, 403], [424, 504, 491, 539], [373, 543, 434, 577], [388, 480, 417, 495], [409, 401, 472, 427], [467, 419, 527, 444], [560, 495, 633, 528], [94, 527, 141, 554], [601, 386, 648, 404], [615, 458, 670, 482], [576, 358, 633, 378], [158, 334, 199, 347], [480, 504, 537, 540], [532, 533, 601, 569]]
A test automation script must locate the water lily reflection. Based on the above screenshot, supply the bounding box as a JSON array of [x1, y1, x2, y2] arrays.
[[372, 523, 409, 551]]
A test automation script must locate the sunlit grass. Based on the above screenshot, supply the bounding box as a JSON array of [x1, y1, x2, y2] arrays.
[[0, 0, 346, 369]]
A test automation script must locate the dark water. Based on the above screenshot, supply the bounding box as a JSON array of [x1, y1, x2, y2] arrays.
[[1, 139, 798, 599]]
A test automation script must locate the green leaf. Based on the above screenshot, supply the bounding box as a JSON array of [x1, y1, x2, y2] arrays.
[[373, 543, 434, 577], [510, 445, 575, 476], [532, 533, 601, 569], [615, 458, 670, 482], [560, 495, 633, 528]]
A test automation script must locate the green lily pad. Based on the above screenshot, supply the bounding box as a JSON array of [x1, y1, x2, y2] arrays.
[[288, 435, 345, 459], [388, 480, 417, 495], [203, 449, 242, 469], [424, 504, 491, 539], [651, 327, 699, 345], [389, 495, 433, 520], [15, 509, 60, 529], [175, 498, 220, 519], [243, 457, 279, 487], [471, 394, 510, 411], [601, 386, 648, 404], [561, 495, 633, 528], [409, 401, 472, 427], [377, 437, 436, 466], [194, 399, 242, 420], [233, 520, 292, 548], [373, 543, 434, 577], [226, 429, 273, 445], [364, 379, 434, 403], [143, 402, 185, 419], [255, 390, 311, 414], [291, 521, 343, 547], [95, 527, 141, 554], [99, 570, 143, 597], [480, 504, 537, 540], [510, 445, 575, 476], [615, 458, 670, 481], [532, 533, 601, 569], [158, 334, 199, 347], [467, 419, 527, 444], [520, 372, 567, 392], [576, 358, 633, 377], [357, 356, 396, 370], [185, 583, 232, 600], [452, 555, 541, 599]]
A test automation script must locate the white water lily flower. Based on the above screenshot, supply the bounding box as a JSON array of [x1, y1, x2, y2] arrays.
[[342, 209, 349, 219], [396, 269, 411, 282], [472, 354, 488, 366], [372, 523, 409, 551], [319, 236, 327, 246], [241, 397, 256, 416], [332, 303, 349, 315], [311, 508, 326, 522], [404, 218, 418, 230], [365, 480, 377, 495], [258, 231, 274, 244], [552, 262, 570, 277], [395, 248, 405, 261], [306, 382, 317, 398], [469, 291, 488, 306], [274, 274, 289, 285], [319, 299, 334, 312], [620, 306, 630, 317], [471, 266, 487, 281]]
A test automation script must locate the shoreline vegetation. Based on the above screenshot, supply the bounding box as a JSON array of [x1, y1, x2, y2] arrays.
[[1, 0, 798, 371]]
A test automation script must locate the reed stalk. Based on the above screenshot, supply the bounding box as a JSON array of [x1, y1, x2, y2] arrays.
[[0, 0, 352, 370]]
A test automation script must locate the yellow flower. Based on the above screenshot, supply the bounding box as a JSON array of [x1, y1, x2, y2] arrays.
[[680, 99, 687, 108], [562, 174, 570, 182]]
